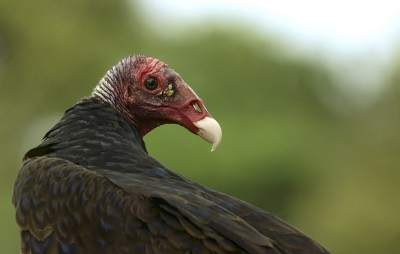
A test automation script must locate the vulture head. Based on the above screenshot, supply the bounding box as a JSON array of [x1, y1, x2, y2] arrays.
[[92, 55, 222, 151]]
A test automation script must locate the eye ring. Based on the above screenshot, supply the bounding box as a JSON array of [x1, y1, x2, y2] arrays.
[[144, 77, 158, 90]]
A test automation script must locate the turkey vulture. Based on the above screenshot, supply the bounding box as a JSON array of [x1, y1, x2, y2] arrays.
[[13, 55, 330, 254]]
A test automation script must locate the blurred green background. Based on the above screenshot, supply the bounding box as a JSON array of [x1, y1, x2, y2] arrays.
[[1, 1, 400, 253]]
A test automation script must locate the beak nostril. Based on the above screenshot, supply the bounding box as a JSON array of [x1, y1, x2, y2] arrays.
[[193, 103, 202, 113]]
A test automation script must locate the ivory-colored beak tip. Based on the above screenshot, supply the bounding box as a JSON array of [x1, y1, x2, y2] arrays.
[[194, 117, 222, 151]]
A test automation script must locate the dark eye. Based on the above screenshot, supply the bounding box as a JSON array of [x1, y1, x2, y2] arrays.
[[144, 77, 158, 90]]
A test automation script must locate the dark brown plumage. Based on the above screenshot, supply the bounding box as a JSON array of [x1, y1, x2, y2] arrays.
[[12, 55, 330, 253]]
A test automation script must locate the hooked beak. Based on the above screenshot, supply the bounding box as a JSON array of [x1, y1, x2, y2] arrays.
[[194, 117, 222, 151]]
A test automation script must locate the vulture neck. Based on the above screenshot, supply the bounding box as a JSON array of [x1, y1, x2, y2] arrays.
[[25, 99, 151, 172], [92, 72, 139, 131]]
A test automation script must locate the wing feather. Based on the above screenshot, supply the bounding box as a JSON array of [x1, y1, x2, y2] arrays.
[[13, 157, 258, 253]]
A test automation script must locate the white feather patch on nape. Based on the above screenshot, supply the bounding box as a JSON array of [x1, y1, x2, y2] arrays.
[[92, 61, 123, 105]]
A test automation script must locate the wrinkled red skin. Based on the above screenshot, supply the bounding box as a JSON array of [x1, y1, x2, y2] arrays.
[[118, 56, 213, 137]]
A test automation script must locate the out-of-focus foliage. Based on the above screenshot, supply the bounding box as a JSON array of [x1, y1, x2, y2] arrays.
[[1, 1, 400, 253]]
